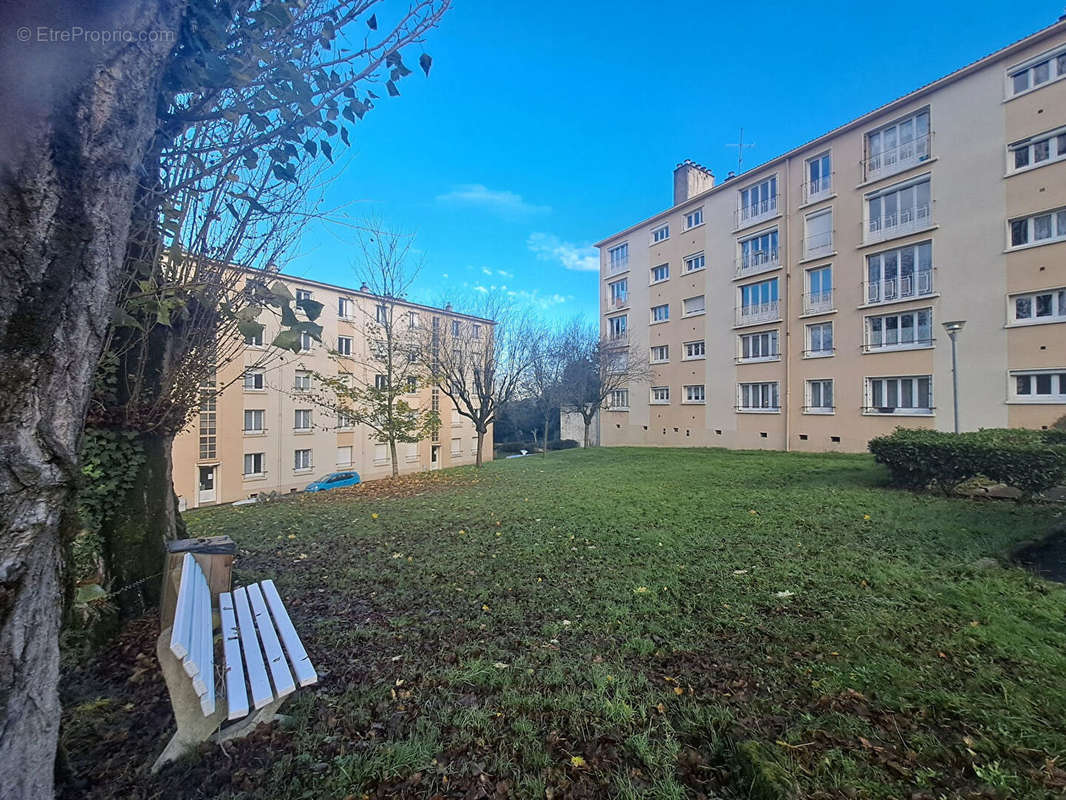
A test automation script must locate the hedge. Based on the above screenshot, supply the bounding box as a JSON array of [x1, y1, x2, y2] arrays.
[[868, 427, 1066, 497], [495, 439, 579, 454]]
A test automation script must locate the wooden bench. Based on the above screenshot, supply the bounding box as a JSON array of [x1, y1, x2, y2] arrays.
[[152, 537, 317, 771]]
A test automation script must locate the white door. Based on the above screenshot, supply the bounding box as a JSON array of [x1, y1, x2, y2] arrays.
[[430, 445, 441, 470], [198, 466, 217, 505]]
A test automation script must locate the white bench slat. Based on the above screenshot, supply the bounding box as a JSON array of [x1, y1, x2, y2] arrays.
[[261, 580, 318, 687], [191, 570, 213, 697], [247, 583, 296, 698], [169, 553, 196, 660], [181, 560, 205, 680], [232, 586, 274, 709], [219, 592, 249, 720]]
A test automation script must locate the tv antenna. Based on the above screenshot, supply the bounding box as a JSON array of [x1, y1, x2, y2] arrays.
[[726, 128, 755, 173]]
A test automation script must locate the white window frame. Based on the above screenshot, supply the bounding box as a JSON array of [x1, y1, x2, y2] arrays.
[[336, 410, 355, 430], [685, 208, 704, 229], [243, 409, 265, 433], [651, 224, 670, 243], [864, 308, 934, 352], [608, 388, 629, 410], [864, 375, 933, 415], [1009, 207, 1066, 249], [608, 314, 628, 340], [805, 379, 834, 414], [738, 175, 778, 226], [295, 289, 314, 302], [300, 332, 314, 352], [294, 448, 313, 472], [805, 265, 834, 314], [451, 319, 461, 336], [608, 243, 630, 273], [803, 209, 833, 259], [608, 278, 628, 309], [738, 330, 779, 363], [737, 381, 780, 413], [865, 241, 934, 305], [1007, 45, 1066, 99], [294, 370, 311, 391], [805, 321, 834, 358], [805, 151, 832, 201], [1009, 369, 1066, 403], [737, 278, 780, 325], [683, 340, 706, 360], [650, 344, 669, 364], [683, 384, 706, 404], [294, 409, 312, 431], [244, 329, 264, 347], [243, 369, 265, 391], [243, 452, 266, 477], [1009, 287, 1066, 326], [738, 227, 780, 275], [682, 295, 705, 317], [651, 263, 669, 284], [337, 445, 353, 467], [864, 108, 931, 180], [336, 336, 353, 356], [865, 174, 932, 244], [338, 297, 354, 319], [651, 304, 669, 324], [650, 386, 670, 405], [1008, 126, 1066, 174], [684, 252, 705, 273]]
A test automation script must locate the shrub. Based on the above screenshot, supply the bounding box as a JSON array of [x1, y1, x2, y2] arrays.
[[869, 427, 1066, 499], [495, 441, 536, 454], [547, 439, 580, 451]]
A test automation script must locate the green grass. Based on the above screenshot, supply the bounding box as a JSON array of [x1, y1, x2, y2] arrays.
[[181, 447, 1066, 798]]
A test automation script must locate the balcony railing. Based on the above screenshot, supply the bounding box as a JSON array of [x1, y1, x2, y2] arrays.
[[864, 203, 932, 244], [803, 289, 834, 314], [865, 269, 934, 304], [735, 300, 781, 326], [606, 293, 629, 310], [861, 336, 935, 354], [607, 255, 630, 274], [803, 231, 834, 259], [734, 195, 780, 228], [735, 247, 780, 278], [862, 405, 934, 415], [805, 174, 833, 202], [607, 331, 629, 346], [864, 133, 932, 181]]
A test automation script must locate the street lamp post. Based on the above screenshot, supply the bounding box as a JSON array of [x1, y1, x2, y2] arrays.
[[942, 320, 966, 434]]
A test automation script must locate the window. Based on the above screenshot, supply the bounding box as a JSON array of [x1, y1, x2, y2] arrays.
[[198, 392, 216, 460], [866, 241, 933, 304], [376, 304, 388, 323], [336, 410, 355, 429], [806, 322, 834, 356], [243, 369, 264, 390], [294, 449, 313, 471], [682, 295, 705, 316], [804, 209, 833, 258], [473, 323, 482, 339], [300, 332, 313, 352], [806, 379, 834, 413], [607, 350, 629, 373], [738, 382, 780, 411], [243, 452, 265, 476], [651, 386, 670, 404], [651, 263, 669, 283], [294, 370, 311, 391], [684, 385, 706, 403], [451, 319, 461, 336], [294, 409, 312, 430], [806, 151, 832, 199], [1009, 126, 1066, 172], [608, 243, 629, 272], [865, 375, 933, 414], [1009, 46, 1066, 97], [683, 340, 706, 360], [409, 311, 419, 328], [608, 389, 629, 409], [865, 308, 933, 351], [295, 289, 313, 302], [685, 208, 704, 229], [243, 409, 265, 433], [739, 176, 778, 225], [865, 108, 930, 179], [651, 304, 669, 323], [337, 446, 353, 467], [1011, 370, 1066, 402], [1009, 207, 1066, 248], [407, 376, 418, 393], [806, 265, 833, 313], [431, 388, 440, 412], [338, 297, 353, 318], [684, 252, 705, 272], [336, 336, 353, 356], [652, 224, 670, 243], [374, 374, 387, 391], [1011, 288, 1066, 324], [608, 278, 628, 308], [650, 345, 669, 363], [737, 278, 779, 324], [608, 315, 628, 340], [244, 328, 263, 347], [738, 228, 779, 273], [739, 330, 779, 362], [450, 437, 462, 457], [866, 175, 931, 242]]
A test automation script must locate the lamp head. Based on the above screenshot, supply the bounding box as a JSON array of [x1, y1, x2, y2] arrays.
[[942, 320, 966, 334]]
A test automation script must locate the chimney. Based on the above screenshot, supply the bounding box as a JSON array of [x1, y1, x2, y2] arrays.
[[445, 302, 453, 312], [359, 282, 370, 292], [673, 159, 715, 205]]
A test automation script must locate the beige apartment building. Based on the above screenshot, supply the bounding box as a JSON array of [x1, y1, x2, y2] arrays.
[[596, 19, 1066, 453], [173, 271, 494, 509]]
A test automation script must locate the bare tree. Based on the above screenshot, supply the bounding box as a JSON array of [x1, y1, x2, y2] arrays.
[[526, 321, 571, 457], [421, 294, 532, 466], [559, 320, 651, 448]]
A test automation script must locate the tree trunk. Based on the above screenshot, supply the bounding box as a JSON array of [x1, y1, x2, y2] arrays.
[[583, 419, 591, 448], [475, 429, 484, 467], [542, 417, 550, 458], [389, 439, 399, 477], [0, 2, 182, 794]]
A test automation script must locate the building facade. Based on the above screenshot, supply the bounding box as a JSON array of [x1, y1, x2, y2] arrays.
[[596, 20, 1066, 453], [173, 272, 494, 509]]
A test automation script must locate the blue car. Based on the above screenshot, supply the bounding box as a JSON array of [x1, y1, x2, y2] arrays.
[[305, 470, 361, 492]]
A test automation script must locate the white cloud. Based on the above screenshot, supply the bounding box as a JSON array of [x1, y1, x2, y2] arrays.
[[526, 232, 599, 272], [496, 269, 514, 278], [481, 267, 493, 276], [436, 184, 550, 217], [504, 288, 574, 310]]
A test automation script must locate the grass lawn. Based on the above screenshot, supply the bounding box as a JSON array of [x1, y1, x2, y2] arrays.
[[61, 447, 1066, 799]]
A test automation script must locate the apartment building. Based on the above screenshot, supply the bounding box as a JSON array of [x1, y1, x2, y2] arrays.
[[172, 271, 495, 509], [596, 19, 1066, 453]]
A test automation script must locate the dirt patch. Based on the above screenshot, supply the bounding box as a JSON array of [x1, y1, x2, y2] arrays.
[[1015, 528, 1066, 583]]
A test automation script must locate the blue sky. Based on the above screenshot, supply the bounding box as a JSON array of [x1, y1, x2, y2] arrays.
[[286, 0, 1063, 320]]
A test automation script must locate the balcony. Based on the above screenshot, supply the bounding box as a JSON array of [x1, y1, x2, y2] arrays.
[[734, 195, 780, 229], [863, 133, 932, 182], [735, 300, 781, 327], [803, 231, 834, 260], [864, 269, 934, 305], [805, 174, 833, 203], [864, 203, 932, 245], [606, 255, 630, 275], [607, 331, 629, 347], [605, 293, 629, 311], [735, 247, 780, 278], [803, 289, 834, 315]]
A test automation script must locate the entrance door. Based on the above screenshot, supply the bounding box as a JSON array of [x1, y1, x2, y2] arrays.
[[198, 466, 217, 505], [430, 445, 441, 470]]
